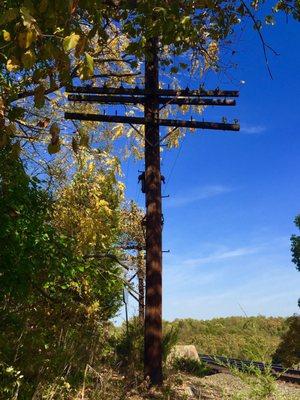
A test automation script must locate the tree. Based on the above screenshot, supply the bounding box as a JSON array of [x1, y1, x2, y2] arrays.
[[120, 201, 146, 321], [0, 148, 125, 398], [291, 215, 300, 271], [290, 215, 300, 308], [272, 218, 300, 368], [273, 315, 300, 368], [1, 0, 299, 190], [53, 155, 123, 256], [1, 0, 299, 146]]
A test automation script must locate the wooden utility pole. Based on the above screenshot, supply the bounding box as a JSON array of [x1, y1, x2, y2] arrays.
[[143, 37, 163, 385], [65, 42, 239, 386], [134, 249, 145, 323]]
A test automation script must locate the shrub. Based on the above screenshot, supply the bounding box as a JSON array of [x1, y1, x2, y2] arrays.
[[273, 315, 300, 368], [115, 318, 144, 373], [172, 357, 209, 377]]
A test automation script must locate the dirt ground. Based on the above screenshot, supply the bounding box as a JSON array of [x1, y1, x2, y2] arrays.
[[167, 372, 300, 400]]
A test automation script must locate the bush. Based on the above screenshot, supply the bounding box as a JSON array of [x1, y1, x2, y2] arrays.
[[229, 363, 277, 400], [0, 362, 23, 400], [172, 357, 209, 377], [115, 319, 179, 375], [162, 326, 179, 362], [273, 315, 300, 368], [0, 151, 124, 398], [115, 318, 144, 372]]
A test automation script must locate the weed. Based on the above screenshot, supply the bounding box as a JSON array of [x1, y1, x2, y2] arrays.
[[171, 357, 210, 377], [229, 362, 277, 399]]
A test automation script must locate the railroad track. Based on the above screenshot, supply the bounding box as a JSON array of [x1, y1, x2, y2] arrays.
[[199, 354, 300, 384]]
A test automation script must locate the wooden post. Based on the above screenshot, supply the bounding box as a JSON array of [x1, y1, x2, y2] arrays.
[[144, 37, 163, 385], [64, 43, 239, 389], [137, 252, 145, 323]]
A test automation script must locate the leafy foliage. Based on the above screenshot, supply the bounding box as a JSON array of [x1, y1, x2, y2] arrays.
[[273, 315, 300, 368], [0, 0, 299, 89], [54, 157, 124, 257], [0, 151, 125, 398], [1, 0, 299, 153], [229, 362, 277, 400], [291, 215, 300, 271], [116, 318, 145, 372], [171, 357, 209, 377], [115, 318, 181, 374], [164, 316, 288, 362]]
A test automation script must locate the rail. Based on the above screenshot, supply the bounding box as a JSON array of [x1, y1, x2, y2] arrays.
[[199, 354, 300, 384]]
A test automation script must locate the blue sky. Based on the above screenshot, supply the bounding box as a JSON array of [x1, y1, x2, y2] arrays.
[[118, 15, 300, 322]]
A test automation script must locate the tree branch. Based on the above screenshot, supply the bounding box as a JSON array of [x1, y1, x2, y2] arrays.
[[241, 0, 279, 79]]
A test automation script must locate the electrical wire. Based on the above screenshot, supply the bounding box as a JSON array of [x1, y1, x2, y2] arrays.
[[164, 133, 186, 192]]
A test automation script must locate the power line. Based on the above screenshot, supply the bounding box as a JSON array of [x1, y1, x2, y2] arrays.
[[164, 135, 186, 191]]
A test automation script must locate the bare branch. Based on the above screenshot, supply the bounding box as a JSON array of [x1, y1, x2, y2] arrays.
[[241, 0, 279, 79]]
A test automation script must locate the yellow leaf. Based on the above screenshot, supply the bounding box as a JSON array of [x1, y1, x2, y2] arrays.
[[18, 30, 35, 49], [2, 30, 11, 42], [63, 33, 80, 52], [21, 50, 36, 69], [112, 125, 123, 139], [85, 53, 94, 76], [6, 57, 20, 72]]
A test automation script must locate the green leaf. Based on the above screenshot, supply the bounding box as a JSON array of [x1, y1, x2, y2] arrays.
[[34, 84, 45, 108], [79, 128, 89, 147], [63, 33, 80, 52], [0, 132, 9, 149], [72, 137, 79, 153], [181, 16, 190, 25], [79, 53, 94, 79], [265, 15, 275, 25], [8, 107, 25, 121], [47, 142, 61, 154], [39, 0, 48, 13], [20, 7, 36, 29], [0, 8, 18, 26], [11, 142, 22, 158], [170, 66, 179, 74], [50, 122, 60, 144], [85, 52, 94, 75]]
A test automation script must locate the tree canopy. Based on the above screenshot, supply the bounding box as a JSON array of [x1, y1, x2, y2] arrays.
[[291, 215, 300, 272], [1, 0, 299, 168], [1, 1, 299, 103]]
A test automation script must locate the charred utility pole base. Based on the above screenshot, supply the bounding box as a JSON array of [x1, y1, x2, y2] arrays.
[[65, 40, 239, 386]]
